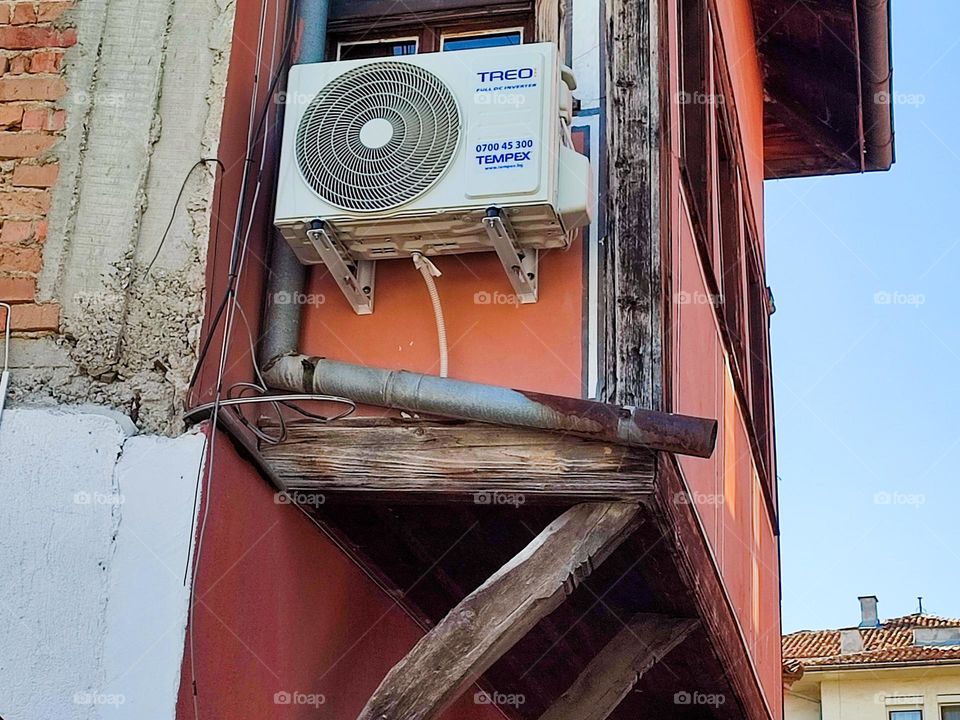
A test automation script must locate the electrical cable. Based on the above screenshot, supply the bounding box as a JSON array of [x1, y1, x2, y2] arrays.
[[412, 252, 448, 378], [141, 158, 225, 281], [187, 0, 301, 393], [187, 1, 299, 716]]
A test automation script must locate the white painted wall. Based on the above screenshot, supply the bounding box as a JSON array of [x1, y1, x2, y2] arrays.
[[790, 666, 960, 720], [0, 408, 204, 720]]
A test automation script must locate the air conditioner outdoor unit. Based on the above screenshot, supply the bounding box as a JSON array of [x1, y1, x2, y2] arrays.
[[274, 42, 591, 314]]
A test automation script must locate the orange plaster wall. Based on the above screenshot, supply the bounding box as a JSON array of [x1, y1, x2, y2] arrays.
[[300, 243, 585, 397]]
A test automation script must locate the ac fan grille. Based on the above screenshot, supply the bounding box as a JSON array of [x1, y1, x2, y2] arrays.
[[295, 62, 461, 212]]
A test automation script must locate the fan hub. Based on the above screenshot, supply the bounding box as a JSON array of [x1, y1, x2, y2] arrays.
[[359, 117, 394, 150]]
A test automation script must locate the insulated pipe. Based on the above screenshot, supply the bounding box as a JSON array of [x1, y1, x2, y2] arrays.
[[263, 356, 719, 458], [260, 0, 330, 365]]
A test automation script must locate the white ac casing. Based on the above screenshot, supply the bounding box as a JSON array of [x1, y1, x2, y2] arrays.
[[274, 42, 591, 312]]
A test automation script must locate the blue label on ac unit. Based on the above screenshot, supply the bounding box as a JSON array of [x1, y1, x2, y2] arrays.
[[475, 138, 535, 171]]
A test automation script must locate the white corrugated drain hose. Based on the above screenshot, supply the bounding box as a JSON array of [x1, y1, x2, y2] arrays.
[[411, 252, 448, 378]]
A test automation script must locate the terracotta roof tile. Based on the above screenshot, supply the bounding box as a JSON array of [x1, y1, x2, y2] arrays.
[[783, 614, 960, 668]]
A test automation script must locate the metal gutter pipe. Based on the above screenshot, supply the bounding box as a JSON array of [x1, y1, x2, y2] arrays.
[[263, 356, 719, 458], [857, 0, 895, 170], [259, 0, 329, 365]]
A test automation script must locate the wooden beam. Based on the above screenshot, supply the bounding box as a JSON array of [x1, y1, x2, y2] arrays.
[[764, 95, 860, 173], [538, 614, 699, 720], [259, 418, 656, 503], [355, 502, 643, 720], [603, 0, 663, 410]]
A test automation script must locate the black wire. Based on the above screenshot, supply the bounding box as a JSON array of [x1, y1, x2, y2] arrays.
[[141, 158, 226, 281], [188, 0, 301, 393]]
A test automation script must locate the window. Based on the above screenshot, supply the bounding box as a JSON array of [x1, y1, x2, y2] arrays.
[[677, 0, 709, 230], [746, 249, 774, 476], [337, 38, 418, 60], [717, 118, 746, 376], [942, 707, 960, 720], [891, 712, 923, 720], [441, 28, 522, 51], [329, 13, 534, 57]]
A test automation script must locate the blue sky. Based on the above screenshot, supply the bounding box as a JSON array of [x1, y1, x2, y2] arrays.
[[766, 1, 960, 633]]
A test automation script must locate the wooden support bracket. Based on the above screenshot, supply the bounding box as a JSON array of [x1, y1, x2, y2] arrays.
[[538, 614, 699, 720], [355, 502, 643, 720]]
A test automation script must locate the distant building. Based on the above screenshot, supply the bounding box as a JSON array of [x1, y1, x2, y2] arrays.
[[784, 597, 960, 720]]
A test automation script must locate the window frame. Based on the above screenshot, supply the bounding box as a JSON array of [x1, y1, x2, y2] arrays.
[[676, 0, 710, 238], [335, 36, 420, 61], [439, 26, 525, 51], [328, 14, 534, 58], [671, 0, 778, 518], [941, 705, 960, 720], [890, 710, 924, 720]]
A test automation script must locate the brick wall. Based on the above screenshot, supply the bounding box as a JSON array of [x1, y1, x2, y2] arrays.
[[0, 1, 73, 333]]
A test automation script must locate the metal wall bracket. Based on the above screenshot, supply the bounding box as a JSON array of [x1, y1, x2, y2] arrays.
[[306, 220, 375, 315], [482, 207, 538, 303]]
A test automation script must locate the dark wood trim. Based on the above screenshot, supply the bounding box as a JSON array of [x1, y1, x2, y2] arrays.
[[328, 12, 535, 54], [538, 614, 699, 720], [764, 96, 860, 173], [258, 417, 656, 503], [682, 211, 779, 534], [603, 0, 663, 411], [653, 455, 774, 720], [329, 0, 532, 26], [356, 503, 643, 720], [663, 0, 779, 529]]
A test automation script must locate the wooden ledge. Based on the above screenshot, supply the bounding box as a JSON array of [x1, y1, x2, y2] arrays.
[[258, 416, 656, 503]]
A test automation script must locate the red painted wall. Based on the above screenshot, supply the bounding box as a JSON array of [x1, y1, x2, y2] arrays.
[[665, 0, 781, 718], [176, 425, 505, 720], [194, 0, 781, 716]]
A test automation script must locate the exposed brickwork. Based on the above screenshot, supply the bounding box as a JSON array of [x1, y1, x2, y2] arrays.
[[0, 0, 72, 333]]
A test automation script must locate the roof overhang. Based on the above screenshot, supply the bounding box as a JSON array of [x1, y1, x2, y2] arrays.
[[756, 0, 895, 179]]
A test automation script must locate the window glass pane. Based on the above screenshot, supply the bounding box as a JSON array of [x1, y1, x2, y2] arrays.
[[442, 31, 522, 52], [891, 711, 923, 720], [338, 39, 417, 60], [942, 706, 960, 720]]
